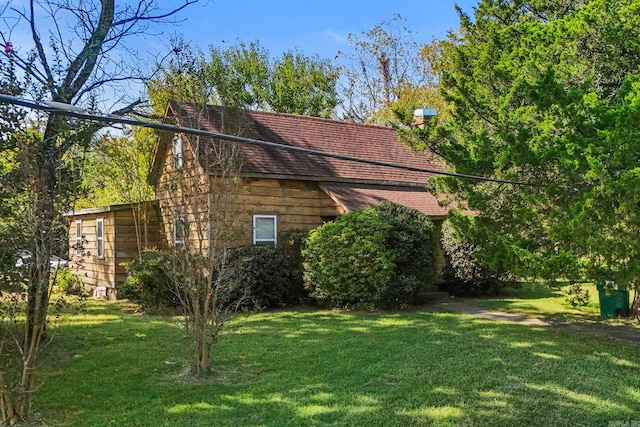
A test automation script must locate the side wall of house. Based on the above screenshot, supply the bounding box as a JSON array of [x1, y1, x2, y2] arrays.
[[154, 134, 211, 253], [68, 204, 161, 297], [113, 205, 161, 287], [230, 177, 345, 246], [69, 212, 116, 295]]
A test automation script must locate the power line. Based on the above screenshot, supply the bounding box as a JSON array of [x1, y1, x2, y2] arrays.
[[0, 95, 535, 186]]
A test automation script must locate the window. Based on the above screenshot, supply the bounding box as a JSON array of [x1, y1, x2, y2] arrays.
[[173, 134, 183, 169], [75, 220, 83, 255], [174, 215, 187, 247], [96, 218, 104, 258], [253, 215, 277, 247]]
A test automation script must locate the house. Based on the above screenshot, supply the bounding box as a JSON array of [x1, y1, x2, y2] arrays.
[[65, 202, 160, 298], [67, 101, 449, 297]]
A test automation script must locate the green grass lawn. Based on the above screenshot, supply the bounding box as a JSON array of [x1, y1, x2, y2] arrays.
[[473, 282, 639, 327], [33, 300, 640, 427]]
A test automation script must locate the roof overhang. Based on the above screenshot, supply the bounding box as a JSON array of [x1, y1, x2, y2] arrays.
[[319, 182, 449, 218], [63, 201, 156, 217]]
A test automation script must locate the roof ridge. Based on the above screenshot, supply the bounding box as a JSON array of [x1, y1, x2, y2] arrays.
[[170, 100, 401, 132]]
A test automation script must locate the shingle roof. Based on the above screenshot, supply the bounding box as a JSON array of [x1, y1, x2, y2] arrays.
[[168, 101, 445, 186], [320, 183, 448, 217]]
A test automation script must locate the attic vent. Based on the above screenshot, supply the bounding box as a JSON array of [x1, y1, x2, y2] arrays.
[[412, 108, 437, 128]]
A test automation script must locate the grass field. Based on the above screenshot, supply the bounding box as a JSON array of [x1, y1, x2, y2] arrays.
[[474, 282, 639, 327], [30, 299, 640, 426]]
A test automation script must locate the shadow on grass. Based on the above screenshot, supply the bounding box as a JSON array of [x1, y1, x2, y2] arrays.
[[34, 303, 640, 427]]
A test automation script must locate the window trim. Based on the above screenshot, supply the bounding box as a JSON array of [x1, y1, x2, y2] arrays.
[[75, 220, 83, 255], [96, 218, 104, 259], [173, 214, 187, 247], [173, 134, 183, 169], [253, 214, 277, 246]]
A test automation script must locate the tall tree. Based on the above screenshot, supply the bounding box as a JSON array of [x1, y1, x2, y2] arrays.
[[0, 1, 197, 422], [338, 14, 445, 124], [79, 129, 155, 209], [149, 40, 339, 117], [406, 0, 640, 315], [269, 49, 338, 118]]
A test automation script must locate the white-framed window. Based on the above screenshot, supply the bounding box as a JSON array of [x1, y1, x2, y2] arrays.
[[96, 218, 104, 258], [253, 215, 277, 247], [173, 215, 187, 247], [173, 134, 183, 169], [75, 220, 83, 255]]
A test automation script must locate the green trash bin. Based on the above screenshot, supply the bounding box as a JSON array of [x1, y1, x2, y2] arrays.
[[596, 280, 629, 319]]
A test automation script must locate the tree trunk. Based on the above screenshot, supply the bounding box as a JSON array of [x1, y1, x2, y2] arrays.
[[15, 114, 65, 421], [630, 284, 640, 320]]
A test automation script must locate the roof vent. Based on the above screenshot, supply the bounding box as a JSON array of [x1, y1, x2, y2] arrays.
[[412, 108, 437, 128]]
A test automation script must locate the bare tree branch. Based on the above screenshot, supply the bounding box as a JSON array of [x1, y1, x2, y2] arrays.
[[59, 0, 115, 101], [112, 0, 198, 26], [27, 1, 55, 91], [75, 76, 145, 101], [0, 50, 49, 87]]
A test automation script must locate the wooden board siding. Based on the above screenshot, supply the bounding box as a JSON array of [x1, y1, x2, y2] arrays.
[[113, 206, 161, 288], [154, 131, 346, 251], [154, 132, 212, 252], [68, 212, 116, 290], [67, 202, 160, 293], [231, 178, 343, 246]]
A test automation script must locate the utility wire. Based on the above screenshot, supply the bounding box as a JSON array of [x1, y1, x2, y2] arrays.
[[0, 95, 535, 186]]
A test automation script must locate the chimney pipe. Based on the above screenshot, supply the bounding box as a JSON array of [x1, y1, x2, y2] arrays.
[[412, 108, 437, 128]]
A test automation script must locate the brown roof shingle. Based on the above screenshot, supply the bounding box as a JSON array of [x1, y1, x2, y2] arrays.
[[320, 182, 448, 217], [168, 101, 445, 186]]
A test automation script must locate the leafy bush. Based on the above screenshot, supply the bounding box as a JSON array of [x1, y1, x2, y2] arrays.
[[373, 201, 437, 286], [565, 283, 590, 306], [120, 249, 181, 310], [303, 202, 437, 309], [440, 220, 516, 296], [227, 245, 292, 309], [278, 229, 310, 304], [55, 268, 86, 296]]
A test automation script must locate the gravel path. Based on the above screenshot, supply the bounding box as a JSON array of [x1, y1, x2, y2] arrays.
[[440, 300, 640, 345]]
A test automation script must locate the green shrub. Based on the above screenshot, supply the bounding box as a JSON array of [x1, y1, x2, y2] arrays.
[[120, 249, 180, 310], [227, 245, 292, 309], [303, 202, 437, 309], [565, 283, 590, 306], [440, 220, 516, 296], [278, 229, 310, 304], [55, 268, 86, 296], [373, 201, 437, 286]]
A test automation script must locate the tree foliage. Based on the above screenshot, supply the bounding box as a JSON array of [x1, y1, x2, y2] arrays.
[[339, 14, 447, 124], [405, 0, 640, 315], [78, 128, 155, 208], [0, 1, 197, 422], [149, 40, 338, 117], [440, 216, 516, 296]]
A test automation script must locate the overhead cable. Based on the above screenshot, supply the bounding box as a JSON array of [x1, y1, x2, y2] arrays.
[[0, 95, 535, 186]]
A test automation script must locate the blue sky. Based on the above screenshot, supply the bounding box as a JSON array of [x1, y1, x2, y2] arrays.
[[2, 0, 478, 109], [154, 0, 478, 60]]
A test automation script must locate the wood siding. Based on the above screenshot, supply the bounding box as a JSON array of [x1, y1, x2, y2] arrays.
[[231, 178, 344, 246], [68, 203, 160, 294], [153, 132, 344, 250], [154, 133, 212, 252], [113, 206, 161, 287], [68, 212, 115, 290]]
